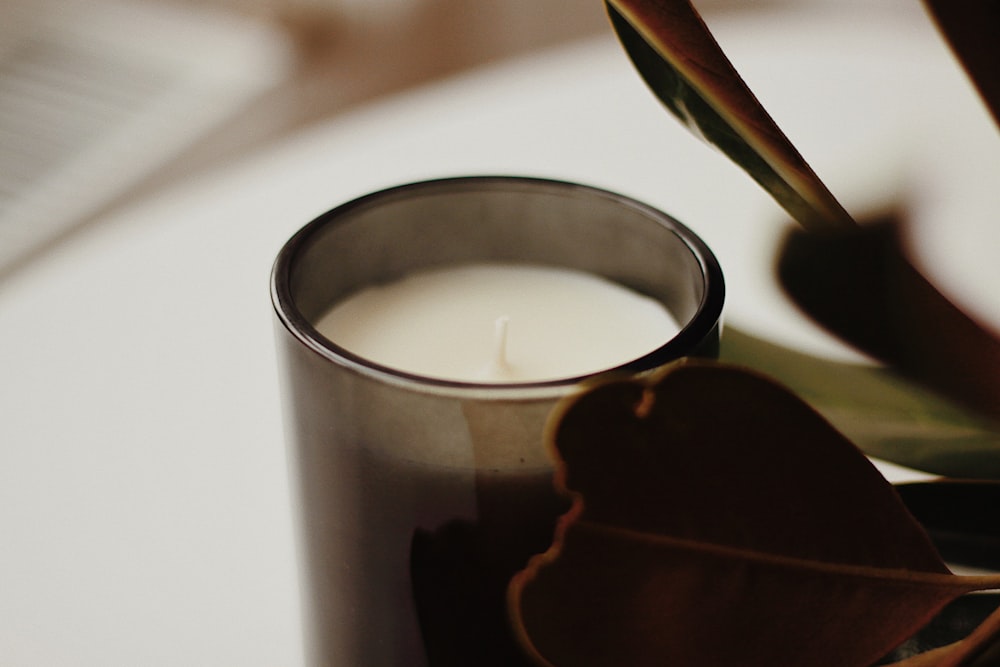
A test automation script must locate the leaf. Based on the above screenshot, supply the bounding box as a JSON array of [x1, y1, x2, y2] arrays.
[[883, 480, 1000, 664], [878, 594, 1000, 664], [508, 361, 1000, 667], [941, 605, 1000, 666], [895, 481, 1000, 572], [921, 1, 1000, 130], [605, 0, 854, 231], [718, 327, 1000, 480], [891, 604, 1000, 666], [776, 216, 1000, 424], [889, 644, 958, 667]]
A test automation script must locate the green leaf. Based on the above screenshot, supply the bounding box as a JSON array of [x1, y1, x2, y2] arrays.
[[718, 327, 1000, 480], [605, 0, 854, 231], [509, 361, 1000, 667]]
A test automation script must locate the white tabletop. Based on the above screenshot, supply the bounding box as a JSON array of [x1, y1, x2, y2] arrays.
[[1, 6, 996, 664]]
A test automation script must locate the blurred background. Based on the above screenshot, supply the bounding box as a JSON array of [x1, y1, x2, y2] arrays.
[[0, 0, 908, 274]]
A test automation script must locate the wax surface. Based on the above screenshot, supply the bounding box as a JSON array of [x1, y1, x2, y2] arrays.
[[315, 263, 680, 383]]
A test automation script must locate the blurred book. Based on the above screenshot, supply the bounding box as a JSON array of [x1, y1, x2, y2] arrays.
[[0, 0, 293, 272]]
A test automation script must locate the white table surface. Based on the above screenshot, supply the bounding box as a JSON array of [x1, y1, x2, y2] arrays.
[[2, 5, 997, 665]]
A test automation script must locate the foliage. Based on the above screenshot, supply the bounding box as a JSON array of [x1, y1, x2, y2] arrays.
[[507, 1, 1000, 664]]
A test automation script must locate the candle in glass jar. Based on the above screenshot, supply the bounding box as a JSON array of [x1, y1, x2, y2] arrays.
[[315, 262, 680, 383]]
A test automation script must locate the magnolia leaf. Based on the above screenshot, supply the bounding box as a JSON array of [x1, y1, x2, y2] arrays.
[[509, 361, 1000, 667], [719, 327, 1000, 480], [777, 217, 1000, 424], [881, 595, 1000, 665], [941, 606, 1000, 666], [891, 605, 1000, 667], [894, 481, 1000, 572], [605, 0, 854, 231], [922, 1, 1000, 129], [888, 645, 957, 667]]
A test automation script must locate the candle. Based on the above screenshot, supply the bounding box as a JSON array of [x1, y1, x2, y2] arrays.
[[315, 263, 680, 383], [271, 176, 724, 666]]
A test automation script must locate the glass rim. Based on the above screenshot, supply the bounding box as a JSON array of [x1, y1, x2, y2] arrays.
[[270, 175, 725, 398]]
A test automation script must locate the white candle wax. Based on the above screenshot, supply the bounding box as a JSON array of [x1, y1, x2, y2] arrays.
[[315, 263, 680, 383]]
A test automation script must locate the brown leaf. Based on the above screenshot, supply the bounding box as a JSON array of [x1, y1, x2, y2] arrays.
[[891, 604, 1000, 666], [887, 644, 957, 666], [508, 361, 1000, 667], [880, 594, 1000, 664], [941, 605, 1000, 666], [922, 1, 1000, 130], [777, 216, 1000, 423], [605, 0, 854, 231], [895, 481, 1000, 571]]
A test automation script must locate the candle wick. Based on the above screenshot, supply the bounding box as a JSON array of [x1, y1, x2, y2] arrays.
[[493, 315, 510, 370], [481, 315, 514, 381], [480, 315, 516, 380]]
